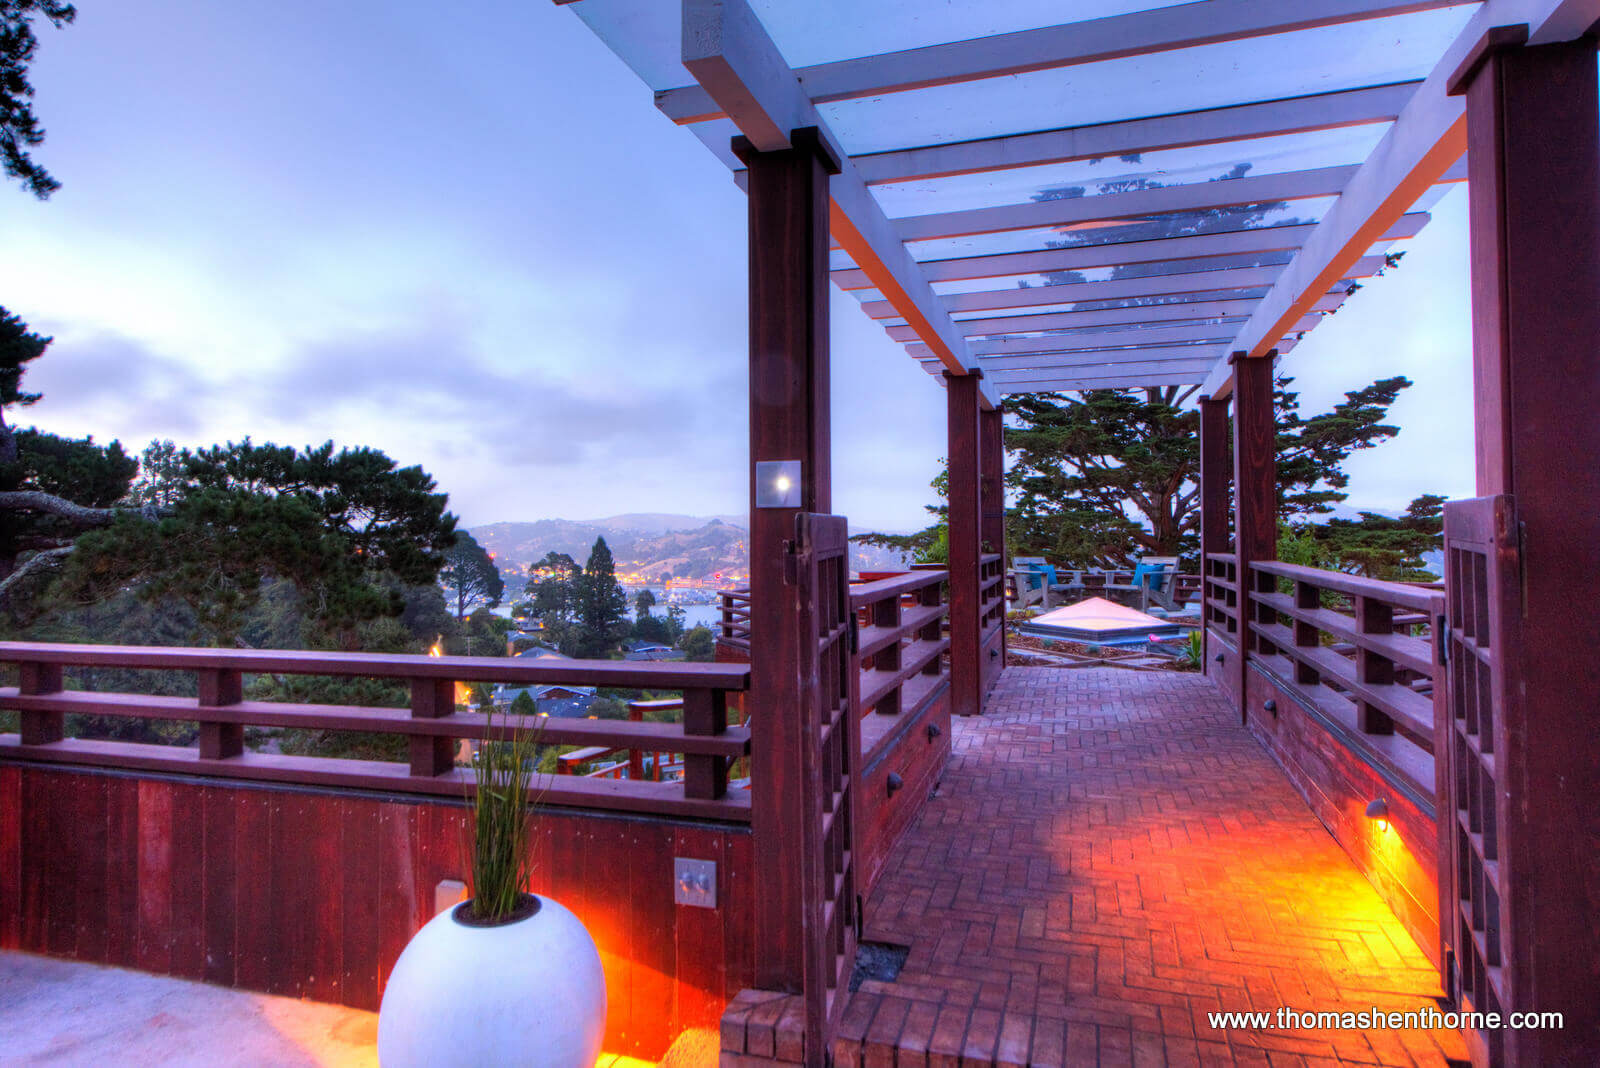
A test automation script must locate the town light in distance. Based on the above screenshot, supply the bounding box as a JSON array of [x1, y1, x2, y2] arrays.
[[755, 460, 802, 508]]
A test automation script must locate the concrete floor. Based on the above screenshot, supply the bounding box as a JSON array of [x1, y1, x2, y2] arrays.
[[1, 950, 379, 1066], [1, 951, 677, 1067]]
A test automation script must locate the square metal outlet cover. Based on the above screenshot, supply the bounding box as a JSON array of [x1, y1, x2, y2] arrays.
[[674, 857, 717, 908]]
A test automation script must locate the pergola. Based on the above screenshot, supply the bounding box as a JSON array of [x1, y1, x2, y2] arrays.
[[560, 2, 1600, 1065]]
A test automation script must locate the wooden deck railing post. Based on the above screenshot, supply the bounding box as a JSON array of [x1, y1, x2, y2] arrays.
[[733, 125, 838, 1000], [408, 677, 457, 777], [944, 370, 983, 718], [1292, 580, 1320, 687], [918, 583, 943, 673], [1198, 394, 1232, 676], [979, 404, 1007, 677], [197, 668, 244, 760], [17, 660, 64, 745], [1230, 351, 1277, 719], [1352, 595, 1395, 736], [681, 689, 729, 800], [871, 595, 902, 716]]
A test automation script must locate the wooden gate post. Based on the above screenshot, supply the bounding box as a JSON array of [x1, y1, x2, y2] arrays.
[[944, 371, 983, 717], [979, 404, 1007, 676], [733, 127, 839, 998], [1445, 30, 1600, 1065], [1198, 394, 1233, 681], [1229, 351, 1277, 718]]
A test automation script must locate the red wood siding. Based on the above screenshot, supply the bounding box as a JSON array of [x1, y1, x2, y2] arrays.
[[856, 688, 951, 896], [0, 764, 754, 1060]]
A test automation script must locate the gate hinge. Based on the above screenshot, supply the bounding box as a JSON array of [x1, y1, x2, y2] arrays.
[[1436, 615, 1450, 667], [782, 539, 799, 585]]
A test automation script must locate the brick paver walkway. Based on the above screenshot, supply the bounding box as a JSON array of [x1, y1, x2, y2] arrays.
[[837, 668, 1465, 1067]]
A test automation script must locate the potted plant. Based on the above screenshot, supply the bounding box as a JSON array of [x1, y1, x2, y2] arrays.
[[377, 711, 606, 1067]]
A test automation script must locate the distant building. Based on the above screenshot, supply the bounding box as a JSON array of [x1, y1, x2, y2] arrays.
[[492, 681, 597, 719], [622, 640, 684, 662]]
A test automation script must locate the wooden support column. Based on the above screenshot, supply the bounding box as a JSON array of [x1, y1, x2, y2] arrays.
[[1230, 351, 1277, 720], [979, 404, 1007, 678], [1450, 31, 1600, 1066], [733, 127, 838, 996], [944, 371, 983, 717], [1197, 394, 1233, 675]]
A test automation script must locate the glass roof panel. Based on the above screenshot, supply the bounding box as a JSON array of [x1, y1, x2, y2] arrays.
[[750, 0, 1197, 70], [817, 8, 1477, 155], [868, 124, 1389, 218]]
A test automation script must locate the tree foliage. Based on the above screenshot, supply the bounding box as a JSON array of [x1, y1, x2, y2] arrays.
[[573, 536, 627, 658], [45, 440, 457, 646], [1302, 494, 1446, 581], [1, 1, 75, 199], [439, 530, 503, 621], [1005, 376, 1414, 566]]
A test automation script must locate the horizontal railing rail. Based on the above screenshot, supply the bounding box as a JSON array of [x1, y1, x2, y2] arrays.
[[1243, 562, 1445, 802], [0, 642, 751, 822]]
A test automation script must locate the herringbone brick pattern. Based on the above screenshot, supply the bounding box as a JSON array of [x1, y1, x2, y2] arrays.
[[838, 668, 1465, 1067]]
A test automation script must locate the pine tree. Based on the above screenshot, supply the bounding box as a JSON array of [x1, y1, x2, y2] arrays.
[[573, 537, 628, 658]]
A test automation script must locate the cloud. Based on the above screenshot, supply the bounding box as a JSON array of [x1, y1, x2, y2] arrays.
[[26, 329, 218, 439], [258, 314, 701, 468]]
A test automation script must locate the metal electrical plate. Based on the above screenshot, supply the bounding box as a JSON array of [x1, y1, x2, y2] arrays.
[[674, 857, 717, 908]]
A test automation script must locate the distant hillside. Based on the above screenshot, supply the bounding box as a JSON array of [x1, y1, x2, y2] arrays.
[[577, 512, 745, 535], [472, 515, 910, 584]]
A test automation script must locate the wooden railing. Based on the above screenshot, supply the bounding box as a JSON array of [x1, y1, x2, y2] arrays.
[[0, 643, 751, 822], [1241, 562, 1445, 801], [555, 697, 687, 781], [850, 570, 949, 724], [718, 587, 752, 654]]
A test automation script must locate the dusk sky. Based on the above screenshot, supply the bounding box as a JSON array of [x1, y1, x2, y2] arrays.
[[0, 1, 1478, 532]]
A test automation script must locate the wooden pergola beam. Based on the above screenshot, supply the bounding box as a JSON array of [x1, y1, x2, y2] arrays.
[[833, 214, 1428, 289], [850, 83, 1420, 185], [658, 0, 1473, 123], [865, 261, 1379, 318], [907, 316, 1322, 358], [894, 164, 1366, 243], [884, 294, 1348, 340], [1202, 0, 1600, 398], [987, 370, 1211, 391], [681, 0, 998, 407]]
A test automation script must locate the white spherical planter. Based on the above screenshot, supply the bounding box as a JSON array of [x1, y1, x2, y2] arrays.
[[377, 895, 606, 1068]]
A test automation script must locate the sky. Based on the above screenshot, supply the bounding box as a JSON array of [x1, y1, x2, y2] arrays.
[[0, 0, 1478, 533]]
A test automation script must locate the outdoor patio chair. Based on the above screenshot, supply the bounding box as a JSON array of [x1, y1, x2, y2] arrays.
[[1100, 557, 1180, 612], [1009, 556, 1056, 610]]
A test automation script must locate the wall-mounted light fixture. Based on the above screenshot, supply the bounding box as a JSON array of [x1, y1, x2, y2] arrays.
[[1365, 797, 1390, 832], [755, 460, 802, 508]]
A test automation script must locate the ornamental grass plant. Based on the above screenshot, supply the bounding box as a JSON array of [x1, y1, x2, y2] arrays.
[[466, 708, 548, 923]]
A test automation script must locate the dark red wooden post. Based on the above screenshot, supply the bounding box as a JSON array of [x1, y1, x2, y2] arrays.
[[1449, 30, 1600, 1065], [944, 371, 983, 717], [196, 668, 244, 760], [1230, 352, 1277, 718], [409, 678, 456, 777], [733, 127, 838, 995], [979, 403, 1007, 674], [17, 660, 64, 745], [680, 689, 729, 800], [1198, 394, 1232, 676]]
